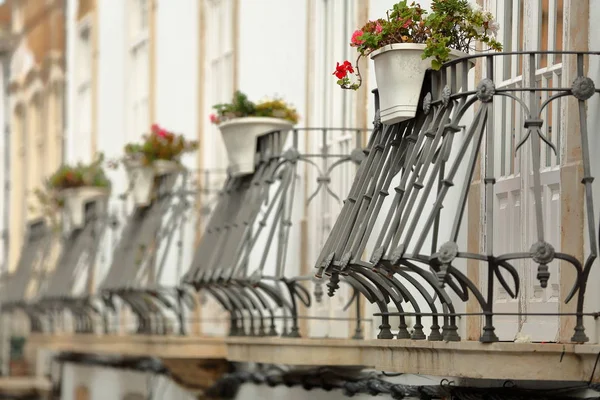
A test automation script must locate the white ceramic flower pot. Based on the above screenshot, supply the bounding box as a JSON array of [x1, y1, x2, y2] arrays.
[[124, 159, 181, 207], [217, 117, 294, 176], [60, 186, 110, 229], [370, 43, 475, 125]]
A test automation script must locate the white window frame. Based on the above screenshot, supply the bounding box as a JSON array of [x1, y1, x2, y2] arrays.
[[75, 16, 93, 164], [27, 92, 42, 199], [12, 0, 24, 34], [205, 0, 234, 172], [485, 0, 565, 342], [15, 105, 26, 246], [307, 0, 359, 339], [207, 0, 233, 107], [127, 0, 150, 142]]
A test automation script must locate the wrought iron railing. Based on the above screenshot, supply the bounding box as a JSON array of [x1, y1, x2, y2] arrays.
[[315, 51, 600, 343], [183, 128, 366, 338], [93, 168, 226, 335], [18, 52, 598, 346], [15, 128, 364, 337]]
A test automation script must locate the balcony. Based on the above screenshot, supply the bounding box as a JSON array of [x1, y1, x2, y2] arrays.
[[11, 51, 600, 394], [218, 51, 600, 384]]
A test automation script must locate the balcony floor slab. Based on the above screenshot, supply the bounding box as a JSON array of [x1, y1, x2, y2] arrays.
[[226, 337, 600, 383], [28, 333, 226, 359]]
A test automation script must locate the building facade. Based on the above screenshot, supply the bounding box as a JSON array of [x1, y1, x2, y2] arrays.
[[7, 0, 65, 275], [1, 0, 599, 399]]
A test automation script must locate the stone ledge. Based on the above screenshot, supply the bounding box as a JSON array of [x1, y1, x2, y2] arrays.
[[29, 334, 600, 383], [28, 333, 226, 359], [0, 376, 51, 395], [226, 337, 600, 383]]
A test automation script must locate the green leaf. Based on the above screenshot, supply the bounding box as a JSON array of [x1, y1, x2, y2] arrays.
[[431, 59, 442, 70]]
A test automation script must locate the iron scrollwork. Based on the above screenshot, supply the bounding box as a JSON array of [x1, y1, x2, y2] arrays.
[[315, 51, 600, 344]]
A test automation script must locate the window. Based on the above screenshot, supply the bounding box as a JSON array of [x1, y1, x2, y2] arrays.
[[486, 0, 565, 342], [75, 23, 92, 163], [314, 0, 357, 243], [15, 106, 26, 255], [48, 82, 62, 171], [38, 94, 47, 182], [200, 0, 235, 333], [130, 0, 149, 37], [307, 0, 359, 339], [128, 0, 150, 142], [12, 0, 23, 34], [205, 0, 234, 170], [28, 95, 41, 202]]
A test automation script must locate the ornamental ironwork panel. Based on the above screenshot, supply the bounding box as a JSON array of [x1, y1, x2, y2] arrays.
[[94, 173, 193, 335], [181, 129, 366, 338], [1, 219, 51, 307], [29, 201, 109, 333], [99, 174, 180, 291], [39, 200, 106, 301], [315, 51, 599, 343]]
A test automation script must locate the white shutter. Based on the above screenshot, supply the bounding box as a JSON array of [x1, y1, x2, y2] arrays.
[[486, 0, 563, 342]]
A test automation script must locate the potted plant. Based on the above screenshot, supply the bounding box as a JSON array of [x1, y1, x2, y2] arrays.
[[333, 0, 502, 124], [210, 91, 299, 176], [122, 124, 198, 207], [39, 154, 111, 229]]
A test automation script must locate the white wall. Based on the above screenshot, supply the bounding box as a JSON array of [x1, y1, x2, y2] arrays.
[[236, 384, 413, 400], [61, 363, 195, 400], [65, 0, 78, 165], [198, 0, 309, 335], [61, 363, 443, 400], [91, 0, 199, 290], [237, 0, 307, 122], [95, 0, 128, 286], [154, 0, 199, 286], [359, 0, 473, 339]]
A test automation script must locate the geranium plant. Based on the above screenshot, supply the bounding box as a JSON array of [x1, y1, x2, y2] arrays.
[[123, 124, 198, 165], [46, 153, 110, 191], [334, 0, 502, 90], [209, 91, 300, 125], [32, 154, 110, 230]]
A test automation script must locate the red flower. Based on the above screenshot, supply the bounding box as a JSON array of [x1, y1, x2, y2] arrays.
[[151, 123, 160, 132], [342, 60, 354, 74], [209, 113, 220, 124], [157, 128, 168, 138], [332, 61, 355, 80], [402, 18, 413, 28], [350, 29, 365, 46]]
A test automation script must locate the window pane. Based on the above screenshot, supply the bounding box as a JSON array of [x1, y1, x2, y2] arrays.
[[555, 0, 564, 63], [540, 0, 549, 68], [77, 87, 91, 164]]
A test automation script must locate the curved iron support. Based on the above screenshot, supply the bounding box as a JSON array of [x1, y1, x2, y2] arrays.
[[315, 52, 600, 343]]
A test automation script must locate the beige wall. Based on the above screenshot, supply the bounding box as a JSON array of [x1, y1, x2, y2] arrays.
[[8, 0, 65, 273]]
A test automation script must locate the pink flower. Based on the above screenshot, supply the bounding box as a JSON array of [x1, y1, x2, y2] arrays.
[[350, 30, 364, 47], [209, 114, 220, 124], [375, 22, 383, 33], [151, 123, 160, 132], [157, 128, 167, 138]]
